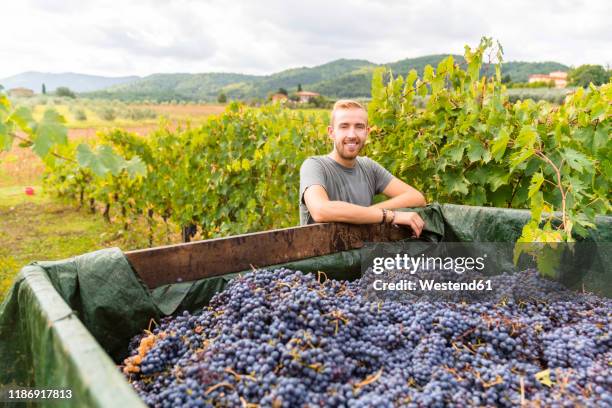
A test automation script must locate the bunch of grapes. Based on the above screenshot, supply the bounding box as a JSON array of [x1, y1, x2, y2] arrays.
[[123, 268, 611, 407]]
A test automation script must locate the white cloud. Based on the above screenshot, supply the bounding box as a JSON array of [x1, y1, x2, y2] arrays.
[[0, 0, 610, 78]]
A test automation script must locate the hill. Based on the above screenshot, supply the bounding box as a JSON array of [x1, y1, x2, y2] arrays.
[[0, 72, 139, 93], [90, 72, 260, 101], [63, 57, 572, 101]]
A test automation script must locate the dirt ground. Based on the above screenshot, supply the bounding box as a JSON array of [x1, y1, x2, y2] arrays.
[[133, 104, 226, 117]]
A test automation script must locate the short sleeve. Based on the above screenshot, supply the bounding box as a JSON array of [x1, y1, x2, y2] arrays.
[[299, 158, 327, 204], [368, 158, 394, 194]]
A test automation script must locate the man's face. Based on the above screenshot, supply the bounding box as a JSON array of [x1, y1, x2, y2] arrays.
[[328, 108, 369, 160]]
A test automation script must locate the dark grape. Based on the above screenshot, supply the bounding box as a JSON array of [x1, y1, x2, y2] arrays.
[[123, 268, 612, 407]]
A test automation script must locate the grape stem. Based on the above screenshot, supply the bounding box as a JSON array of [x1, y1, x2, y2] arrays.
[[9, 131, 76, 163], [534, 149, 568, 232]]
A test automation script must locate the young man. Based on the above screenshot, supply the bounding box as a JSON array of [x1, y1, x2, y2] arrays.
[[299, 99, 427, 237]]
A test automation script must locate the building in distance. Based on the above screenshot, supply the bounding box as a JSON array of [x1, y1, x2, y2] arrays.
[[528, 71, 568, 88], [271, 93, 288, 103], [8, 87, 35, 97], [296, 91, 320, 103]]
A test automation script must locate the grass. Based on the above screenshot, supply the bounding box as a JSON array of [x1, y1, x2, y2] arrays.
[[0, 186, 112, 298], [0, 185, 186, 300]]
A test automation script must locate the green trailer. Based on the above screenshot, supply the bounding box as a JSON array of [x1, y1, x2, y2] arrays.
[[0, 204, 610, 407]]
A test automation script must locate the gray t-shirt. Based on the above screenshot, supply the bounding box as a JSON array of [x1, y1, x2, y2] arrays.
[[299, 155, 394, 225]]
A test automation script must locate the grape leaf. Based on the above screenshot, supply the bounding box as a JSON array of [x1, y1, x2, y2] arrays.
[[528, 172, 544, 198], [0, 122, 12, 151], [487, 167, 510, 192], [491, 127, 510, 161], [535, 369, 554, 387], [76, 144, 107, 176], [32, 109, 68, 157], [443, 142, 466, 162], [592, 126, 609, 152], [125, 157, 147, 178], [562, 148, 592, 173], [442, 171, 470, 195], [96, 145, 124, 176], [515, 125, 537, 149], [467, 139, 488, 163], [509, 149, 534, 170], [8, 107, 35, 132]]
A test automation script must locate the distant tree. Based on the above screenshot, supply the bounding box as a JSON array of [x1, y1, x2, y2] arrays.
[[278, 88, 288, 96], [501, 74, 511, 84], [297, 83, 302, 92], [217, 93, 227, 103], [42, 83, 46, 94], [56, 86, 76, 98], [310, 95, 331, 109], [0, 84, 4, 91], [568, 65, 609, 87]]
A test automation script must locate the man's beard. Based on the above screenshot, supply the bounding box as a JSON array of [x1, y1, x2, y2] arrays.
[[335, 139, 363, 160]]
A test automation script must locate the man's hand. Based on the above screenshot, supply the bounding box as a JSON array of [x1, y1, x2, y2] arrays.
[[392, 211, 425, 238]]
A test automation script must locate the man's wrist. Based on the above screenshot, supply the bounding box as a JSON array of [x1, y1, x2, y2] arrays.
[[380, 209, 395, 224]]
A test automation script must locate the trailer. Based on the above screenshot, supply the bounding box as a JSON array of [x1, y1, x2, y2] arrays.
[[0, 204, 610, 407]]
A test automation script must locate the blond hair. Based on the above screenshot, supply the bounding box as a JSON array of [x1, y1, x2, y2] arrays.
[[330, 99, 367, 126]]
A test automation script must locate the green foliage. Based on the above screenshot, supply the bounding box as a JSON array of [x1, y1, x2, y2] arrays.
[[40, 38, 610, 265], [367, 38, 610, 248], [0, 93, 69, 156], [217, 93, 227, 103], [1, 92, 146, 185], [97, 106, 117, 121], [123, 107, 156, 121], [43, 105, 329, 237], [72, 108, 87, 121], [569, 64, 610, 87], [76, 143, 146, 178], [508, 81, 555, 89], [56, 86, 76, 98], [505, 88, 573, 104]]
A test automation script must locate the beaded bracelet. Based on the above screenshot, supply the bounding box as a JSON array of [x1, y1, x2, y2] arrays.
[[381, 208, 387, 224]]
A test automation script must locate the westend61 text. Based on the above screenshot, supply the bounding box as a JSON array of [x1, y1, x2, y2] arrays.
[[372, 279, 493, 291]]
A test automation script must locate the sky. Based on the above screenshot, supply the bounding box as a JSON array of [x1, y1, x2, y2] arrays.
[[1, 0, 610, 79]]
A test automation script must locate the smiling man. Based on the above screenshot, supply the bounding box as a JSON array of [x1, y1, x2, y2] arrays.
[[299, 99, 427, 237]]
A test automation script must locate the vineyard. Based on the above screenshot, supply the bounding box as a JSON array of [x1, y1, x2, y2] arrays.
[[0, 37, 611, 408], [4, 38, 604, 247]]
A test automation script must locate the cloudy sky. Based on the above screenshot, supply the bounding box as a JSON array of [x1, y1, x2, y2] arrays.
[[1, 0, 610, 78]]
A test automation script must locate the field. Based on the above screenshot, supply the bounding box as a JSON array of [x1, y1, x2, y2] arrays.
[[0, 101, 225, 299], [1, 53, 609, 304]]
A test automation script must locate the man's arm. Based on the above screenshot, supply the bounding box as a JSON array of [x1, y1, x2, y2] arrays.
[[304, 185, 384, 224], [303, 184, 425, 236], [370, 177, 426, 209]]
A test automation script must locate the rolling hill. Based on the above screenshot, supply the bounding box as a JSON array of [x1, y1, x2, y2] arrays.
[[2, 57, 569, 102], [0, 72, 139, 93]]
